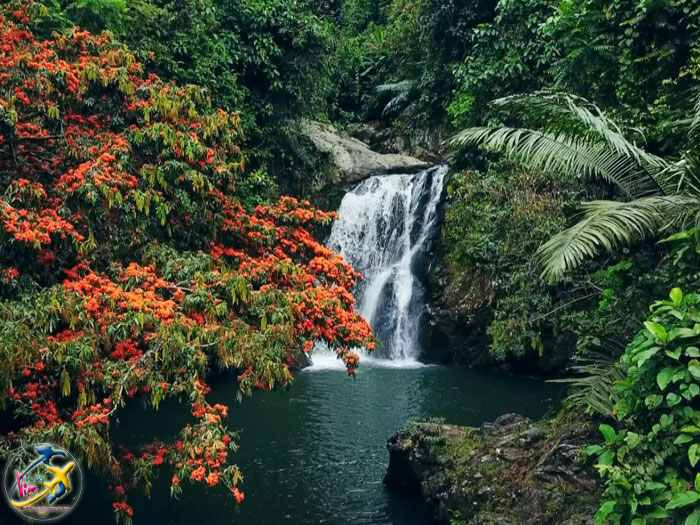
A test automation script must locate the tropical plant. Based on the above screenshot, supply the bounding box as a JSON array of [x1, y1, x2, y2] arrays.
[[375, 80, 416, 118], [448, 0, 554, 127], [552, 346, 624, 417], [586, 288, 700, 524], [450, 92, 700, 282], [33, 0, 336, 188]]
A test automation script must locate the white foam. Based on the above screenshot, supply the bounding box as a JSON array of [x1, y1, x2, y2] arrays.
[[305, 347, 431, 372]]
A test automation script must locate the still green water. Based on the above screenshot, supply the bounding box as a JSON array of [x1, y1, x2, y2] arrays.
[[3, 358, 562, 525]]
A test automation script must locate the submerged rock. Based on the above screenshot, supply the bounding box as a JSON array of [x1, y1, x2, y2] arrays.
[[384, 415, 600, 524], [300, 120, 431, 188]]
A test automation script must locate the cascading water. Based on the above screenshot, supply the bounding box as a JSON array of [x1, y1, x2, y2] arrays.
[[327, 165, 448, 361]]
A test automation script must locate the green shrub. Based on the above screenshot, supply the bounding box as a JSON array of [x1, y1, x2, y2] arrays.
[[441, 162, 588, 363], [588, 288, 700, 524]]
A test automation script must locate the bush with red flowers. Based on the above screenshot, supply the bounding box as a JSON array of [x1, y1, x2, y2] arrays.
[[0, 2, 373, 522]]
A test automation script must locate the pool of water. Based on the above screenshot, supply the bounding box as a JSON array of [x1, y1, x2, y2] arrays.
[[2, 358, 562, 525]]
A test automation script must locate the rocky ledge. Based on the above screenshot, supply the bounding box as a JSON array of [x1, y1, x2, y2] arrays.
[[384, 414, 600, 524], [300, 120, 431, 188]]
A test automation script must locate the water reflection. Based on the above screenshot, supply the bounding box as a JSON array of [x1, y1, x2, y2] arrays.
[[1, 364, 562, 525]]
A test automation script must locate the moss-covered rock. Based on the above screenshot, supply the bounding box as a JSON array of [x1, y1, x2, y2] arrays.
[[384, 415, 601, 524]]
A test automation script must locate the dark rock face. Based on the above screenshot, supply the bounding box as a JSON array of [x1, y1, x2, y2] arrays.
[[423, 268, 573, 373], [287, 347, 312, 370], [420, 246, 501, 367], [384, 416, 600, 524]]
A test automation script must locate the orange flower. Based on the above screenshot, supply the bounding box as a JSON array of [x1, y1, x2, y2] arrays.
[[190, 466, 205, 482]]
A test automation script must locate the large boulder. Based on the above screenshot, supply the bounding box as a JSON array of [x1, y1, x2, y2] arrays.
[[384, 416, 600, 524], [349, 121, 446, 163], [300, 120, 431, 187]]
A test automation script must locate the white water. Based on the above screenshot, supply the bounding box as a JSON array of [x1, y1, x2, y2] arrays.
[[306, 342, 430, 371], [324, 165, 448, 361]]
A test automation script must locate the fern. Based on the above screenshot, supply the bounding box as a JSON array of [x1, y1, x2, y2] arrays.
[[536, 197, 698, 282]]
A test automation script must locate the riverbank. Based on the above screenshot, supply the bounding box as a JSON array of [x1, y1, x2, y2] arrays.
[[384, 415, 601, 524]]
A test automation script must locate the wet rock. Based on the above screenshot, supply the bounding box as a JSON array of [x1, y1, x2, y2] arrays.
[[384, 415, 600, 524], [348, 122, 446, 163], [287, 347, 312, 370], [300, 120, 431, 188], [493, 413, 526, 428]]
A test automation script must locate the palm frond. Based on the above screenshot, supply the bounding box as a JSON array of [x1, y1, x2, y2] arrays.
[[690, 92, 700, 139], [376, 80, 415, 117], [536, 196, 698, 282], [663, 155, 700, 196], [382, 91, 410, 117], [449, 91, 700, 281], [492, 93, 668, 174], [375, 80, 415, 94], [551, 348, 624, 417], [633, 43, 676, 64], [449, 126, 661, 197]]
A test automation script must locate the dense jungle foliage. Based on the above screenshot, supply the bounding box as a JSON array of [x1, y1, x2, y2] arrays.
[[3, 0, 700, 522]]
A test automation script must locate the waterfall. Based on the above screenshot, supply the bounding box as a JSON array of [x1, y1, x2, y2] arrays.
[[328, 165, 448, 360]]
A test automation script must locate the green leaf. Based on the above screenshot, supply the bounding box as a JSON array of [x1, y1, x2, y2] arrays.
[[635, 348, 661, 366], [689, 365, 700, 380], [675, 434, 694, 444], [667, 392, 681, 407], [686, 510, 700, 525], [669, 327, 698, 341], [645, 394, 663, 409], [666, 491, 700, 509], [595, 500, 616, 523], [691, 384, 700, 398], [598, 450, 614, 466], [690, 444, 700, 467], [584, 444, 603, 456], [660, 413, 673, 428], [645, 481, 667, 491], [648, 506, 669, 518], [600, 423, 617, 445], [684, 384, 700, 400], [670, 287, 683, 306], [644, 321, 668, 341], [60, 368, 70, 397], [657, 367, 675, 390], [666, 347, 682, 360]]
